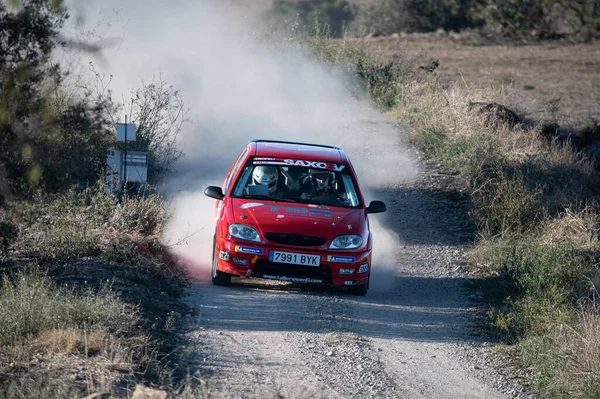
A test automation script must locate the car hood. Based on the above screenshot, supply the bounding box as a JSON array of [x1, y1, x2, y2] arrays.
[[231, 199, 363, 239]]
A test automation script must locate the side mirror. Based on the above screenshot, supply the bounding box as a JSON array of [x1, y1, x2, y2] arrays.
[[366, 200, 386, 214], [204, 186, 224, 200]]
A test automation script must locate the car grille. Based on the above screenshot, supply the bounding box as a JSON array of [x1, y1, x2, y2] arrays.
[[253, 260, 332, 284], [264, 232, 327, 247]]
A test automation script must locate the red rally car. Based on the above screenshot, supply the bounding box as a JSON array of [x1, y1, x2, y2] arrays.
[[204, 139, 387, 296]]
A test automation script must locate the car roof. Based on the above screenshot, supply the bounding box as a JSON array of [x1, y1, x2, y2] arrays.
[[250, 139, 346, 164]]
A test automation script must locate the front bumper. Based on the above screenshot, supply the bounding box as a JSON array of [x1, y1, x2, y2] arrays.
[[215, 237, 371, 286]]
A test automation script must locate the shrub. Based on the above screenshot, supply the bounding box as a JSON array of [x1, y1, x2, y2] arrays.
[[11, 182, 168, 264], [0, 270, 138, 346], [111, 192, 167, 237], [355, 57, 404, 109], [515, 298, 600, 397], [471, 165, 543, 236], [264, 0, 356, 38], [472, 0, 549, 38], [353, 0, 482, 36], [579, 117, 600, 145]]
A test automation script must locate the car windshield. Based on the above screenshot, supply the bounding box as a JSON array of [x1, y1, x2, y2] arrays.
[[231, 157, 361, 208]]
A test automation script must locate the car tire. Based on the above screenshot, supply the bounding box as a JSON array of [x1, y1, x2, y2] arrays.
[[212, 240, 231, 286], [349, 268, 370, 296], [349, 284, 368, 296]]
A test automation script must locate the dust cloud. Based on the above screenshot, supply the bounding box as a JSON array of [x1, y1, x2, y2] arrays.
[[74, 0, 417, 291]]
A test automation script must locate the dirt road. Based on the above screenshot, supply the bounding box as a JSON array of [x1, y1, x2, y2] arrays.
[[182, 158, 536, 398]]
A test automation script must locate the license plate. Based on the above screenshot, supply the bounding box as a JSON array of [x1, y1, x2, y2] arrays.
[[269, 251, 320, 266]]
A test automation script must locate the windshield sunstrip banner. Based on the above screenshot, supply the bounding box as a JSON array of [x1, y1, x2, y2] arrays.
[[253, 158, 345, 172]]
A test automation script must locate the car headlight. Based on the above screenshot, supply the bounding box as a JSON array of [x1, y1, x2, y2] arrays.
[[228, 223, 260, 242], [329, 235, 363, 250]]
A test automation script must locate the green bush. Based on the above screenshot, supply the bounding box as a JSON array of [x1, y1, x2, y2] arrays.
[[264, 0, 356, 38], [477, 237, 595, 337], [471, 165, 543, 236], [355, 57, 403, 109], [353, 0, 482, 35], [472, 0, 549, 38], [0, 1, 117, 201]]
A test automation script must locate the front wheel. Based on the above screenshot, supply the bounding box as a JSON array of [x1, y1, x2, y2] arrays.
[[349, 269, 370, 296], [349, 284, 368, 296], [212, 241, 231, 286]]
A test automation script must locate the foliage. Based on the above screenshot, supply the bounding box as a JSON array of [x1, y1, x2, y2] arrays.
[[0, 269, 138, 346], [0, 1, 120, 203], [84, 65, 188, 185], [347, 0, 598, 39], [9, 181, 169, 267], [264, 0, 356, 38], [579, 117, 600, 144], [125, 75, 187, 182], [473, 0, 600, 39], [472, 0, 550, 38], [353, 0, 483, 35], [550, 0, 600, 39], [471, 165, 544, 236], [0, 0, 66, 202], [111, 191, 167, 237]]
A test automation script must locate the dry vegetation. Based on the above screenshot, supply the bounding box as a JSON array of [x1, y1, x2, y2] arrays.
[[1, 0, 599, 397], [392, 71, 600, 398], [0, 185, 190, 397], [0, 2, 195, 395], [278, 24, 600, 396]]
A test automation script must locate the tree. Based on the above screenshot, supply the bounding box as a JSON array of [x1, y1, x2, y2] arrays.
[[0, 0, 68, 203], [125, 75, 187, 183]]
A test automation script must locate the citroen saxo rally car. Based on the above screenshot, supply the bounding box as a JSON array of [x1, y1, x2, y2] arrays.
[[204, 139, 387, 296]]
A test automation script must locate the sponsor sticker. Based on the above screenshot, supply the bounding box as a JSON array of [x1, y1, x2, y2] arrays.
[[263, 275, 323, 284], [327, 255, 356, 263], [267, 206, 331, 219], [358, 263, 369, 273], [219, 251, 229, 261], [240, 202, 264, 209], [344, 281, 355, 285], [234, 246, 264, 255]]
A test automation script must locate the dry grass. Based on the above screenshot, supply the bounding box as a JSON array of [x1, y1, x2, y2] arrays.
[[576, 302, 600, 381], [541, 206, 600, 252], [0, 271, 139, 346], [368, 39, 600, 396], [0, 182, 189, 397]]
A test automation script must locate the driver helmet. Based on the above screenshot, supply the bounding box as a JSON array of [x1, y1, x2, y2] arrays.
[[311, 170, 333, 192], [252, 166, 278, 195]]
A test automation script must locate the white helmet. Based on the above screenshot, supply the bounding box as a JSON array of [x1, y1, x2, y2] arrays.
[[311, 170, 333, 191], [252, 166, 278, 195]]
